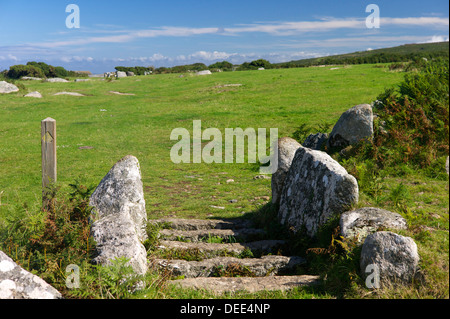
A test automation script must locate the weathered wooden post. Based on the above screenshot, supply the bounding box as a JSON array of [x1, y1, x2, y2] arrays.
[[41, 117, 57, 206]]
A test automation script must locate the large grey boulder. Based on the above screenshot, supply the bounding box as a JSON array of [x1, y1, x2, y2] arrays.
[[340, 207, 407, 242], [89, 155, 148, 275], [0, 251, 62, 299], [327, 104, 373, 150], [271, 137, 302, 204], [279, 146, 359, 237], [360, 231, 419, 286], [303, 133, 328, 151], [0, 81, 19, 94], [116, 71, 127, 78], [90, 214, 148, 275]]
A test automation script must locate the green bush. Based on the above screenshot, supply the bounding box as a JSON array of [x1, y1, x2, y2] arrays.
[[209, 61, 233, 71], [7, 64, 46, 79], [356, 58, 449, 169], [250, 59, 272, 69], [0, 182, 95, 290], [54, 66, 68, 78], [27, 61, 57, 78]]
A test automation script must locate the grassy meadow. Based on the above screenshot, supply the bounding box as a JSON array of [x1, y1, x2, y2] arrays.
[[1, 64, 404, 220], [0, 63, 448, 299]]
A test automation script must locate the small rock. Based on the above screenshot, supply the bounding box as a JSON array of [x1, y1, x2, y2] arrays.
[[109, 91, 135, 96], [226, 179, 234, 183], [53, 92, 85, 96], [360, 231, 419, 287], [327, 104, 373, 150], [229, 199, 238, 203], [340, 207, 408, 242], [21, 76, 43, 81], [210, 205, 225, 210], [24, 91, 42, 98], [254, 175, 270, 180], [197, 70, 212, 75], [302, 133, 328, 151], [116, 71, 127, 78], [46, 78, 69, 83]]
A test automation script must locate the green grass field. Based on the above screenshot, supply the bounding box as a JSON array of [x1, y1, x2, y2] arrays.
[[0, 64, 404, 219], [0, 64, 448, 299]]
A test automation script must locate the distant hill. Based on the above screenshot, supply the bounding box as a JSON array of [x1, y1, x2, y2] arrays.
[[275, 42, 449, 68]]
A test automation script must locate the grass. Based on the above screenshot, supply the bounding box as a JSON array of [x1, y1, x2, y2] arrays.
[[0, 64, 404, 221], [0, 63, 448, 299]]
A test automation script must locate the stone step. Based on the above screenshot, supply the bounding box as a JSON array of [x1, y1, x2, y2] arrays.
[[153, 255, 306, 278], [158, 240, 286, 257], [149, 218, 254, 231], [171, 275, 320, 295], [159, 228, 266, 243]]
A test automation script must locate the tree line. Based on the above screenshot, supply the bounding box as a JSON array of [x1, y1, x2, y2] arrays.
[[2, 45, 447, 79], [116, 50, 449, 75]]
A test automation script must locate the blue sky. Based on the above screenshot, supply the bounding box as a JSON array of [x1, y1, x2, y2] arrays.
[[0, 0, 448, 73]]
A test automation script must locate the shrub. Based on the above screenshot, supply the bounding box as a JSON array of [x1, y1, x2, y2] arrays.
[[249, 59, 272, 69], [7, 64, 46, 79], [209, 61, 233, 71], [27, 61, 57, 78], [54, 66, 69, 78], [0, 182, 95, 290], [354, 58, 449, 169]]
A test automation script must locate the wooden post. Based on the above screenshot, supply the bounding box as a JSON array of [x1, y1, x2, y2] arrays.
[[41, 118, 57, 205]]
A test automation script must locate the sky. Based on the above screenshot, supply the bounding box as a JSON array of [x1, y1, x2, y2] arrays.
[[0, 0, 448, 74]]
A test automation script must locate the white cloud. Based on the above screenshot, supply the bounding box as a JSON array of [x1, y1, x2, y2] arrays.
[[60, 56, 95, 63], [29, 16, 449, 48], [188, 51, 236, 61], [426, 35, 449, 43], [282, 35, 443, 48], [381, 17, 449, 28], [7, 54, 18, 61]]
